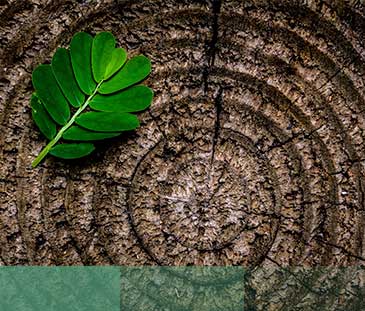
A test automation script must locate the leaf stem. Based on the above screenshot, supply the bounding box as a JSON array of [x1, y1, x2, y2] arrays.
[[32, 80, 103, 168]]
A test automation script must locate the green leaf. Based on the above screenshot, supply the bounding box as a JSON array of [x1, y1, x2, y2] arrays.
[[32, 64, 70, 125], [104, 48, 127, 80], [63, 126, 121, 141], [31, 94, 56, 140], [92, 32, 115, 82], [49, 143, 95, 159], [98, 55, 151, 94], [30, 31, 153, 168], [70, 32, 96, 95], [52, 48, 85, 107], [90, 85, 153, 112], [76, 112, 139, 132]]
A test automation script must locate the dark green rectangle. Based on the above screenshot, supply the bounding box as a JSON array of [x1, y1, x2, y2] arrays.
[[120, 266, 245, 310]]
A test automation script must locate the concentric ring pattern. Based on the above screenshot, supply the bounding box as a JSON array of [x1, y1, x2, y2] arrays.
[[1, 0, 365, 308]]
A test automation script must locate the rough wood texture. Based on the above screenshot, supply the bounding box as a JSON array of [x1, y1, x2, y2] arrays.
[[1, 0, 365, 308]]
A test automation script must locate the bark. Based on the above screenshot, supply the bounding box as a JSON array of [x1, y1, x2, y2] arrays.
[[1, 0, 365, 308]]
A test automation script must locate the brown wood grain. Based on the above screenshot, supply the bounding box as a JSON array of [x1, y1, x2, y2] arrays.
[[1, 0, 365, 308]]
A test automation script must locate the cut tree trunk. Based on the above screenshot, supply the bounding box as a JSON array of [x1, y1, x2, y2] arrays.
[[1, 0, 365, 309]]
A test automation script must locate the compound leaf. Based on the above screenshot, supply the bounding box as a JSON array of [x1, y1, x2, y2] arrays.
[[63, 126, 121, 141], [70, 32, 96, 95], [76, 112, 139, 132], [31, 93, 56, 140], [52, 48, 85, 107], [30, 31, 152, 167], [98, 55, 151, 94], [32, 64, 70, 125], [90, 85, 153, 112], [49, 143, 95, 159]]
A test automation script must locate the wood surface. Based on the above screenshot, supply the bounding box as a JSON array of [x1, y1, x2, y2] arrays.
[[1, 0, 365, 308]]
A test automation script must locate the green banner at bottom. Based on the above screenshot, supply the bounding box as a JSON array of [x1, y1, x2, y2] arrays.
[[2, 266, 365, 310]]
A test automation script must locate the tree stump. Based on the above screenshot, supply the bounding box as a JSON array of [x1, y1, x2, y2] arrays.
[[1, 0, 365, 308]]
